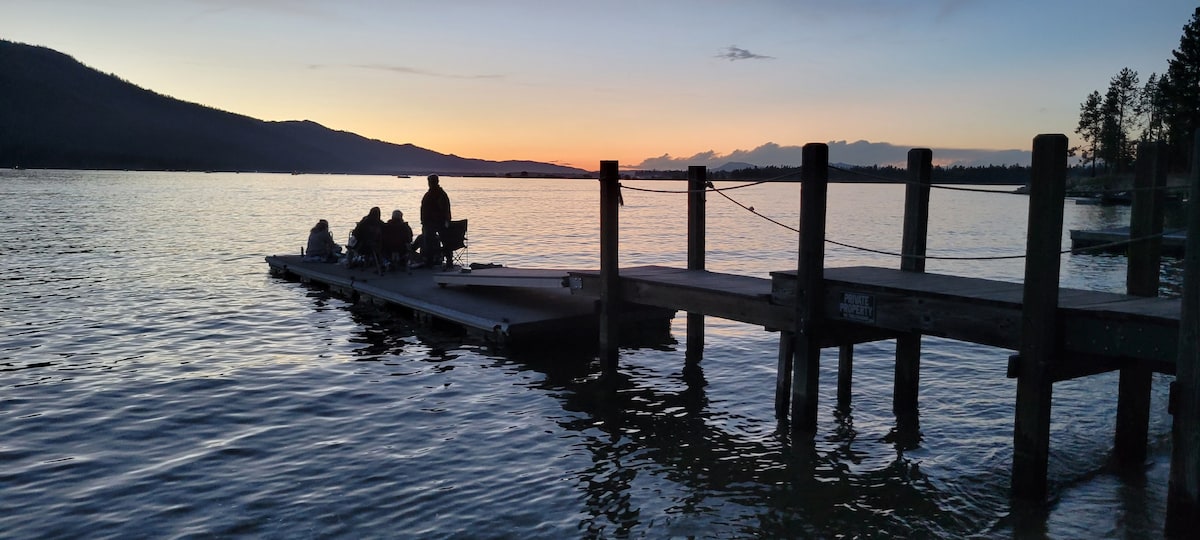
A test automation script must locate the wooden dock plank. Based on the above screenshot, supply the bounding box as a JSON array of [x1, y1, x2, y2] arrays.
[[805, 266, 1028, 305], [432, 267, 580, 288], [570, 266, 793, 329], [821, 279, 1022, 348], [570, 264, 1180, 373], [271, 256, 1182, 373], [266, 256, 672, 343]]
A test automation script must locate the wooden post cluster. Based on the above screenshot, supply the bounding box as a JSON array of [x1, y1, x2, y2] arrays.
[[1115, 141, 1167, 466], [1011, 134, 1068, 501], [599, 160, 621, 378], [687, 166, 707, 364], [1166, 132, 1200, 535], [831, 149, 933, 415], [583, 132, 1200, 533]]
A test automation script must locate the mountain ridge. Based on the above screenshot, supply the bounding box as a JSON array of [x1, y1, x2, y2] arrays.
[[0, 40, 588, 176]]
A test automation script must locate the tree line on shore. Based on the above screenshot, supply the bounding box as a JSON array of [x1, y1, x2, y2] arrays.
[[1076, 7, 1200, 175], [629, 163, 1036, 184]]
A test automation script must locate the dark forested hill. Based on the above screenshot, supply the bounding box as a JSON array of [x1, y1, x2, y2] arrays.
[[0, 40, 587, 176]]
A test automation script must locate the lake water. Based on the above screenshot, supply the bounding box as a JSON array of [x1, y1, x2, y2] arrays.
[[0, 169, 1184, 538]]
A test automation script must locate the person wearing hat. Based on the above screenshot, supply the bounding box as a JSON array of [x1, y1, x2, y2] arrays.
[[419, 174, 452, 269]]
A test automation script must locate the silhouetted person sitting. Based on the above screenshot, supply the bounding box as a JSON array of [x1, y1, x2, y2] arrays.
[[382, 209, 413, 271], [351, 206, 385, 274], [304, 219, 341, 262]]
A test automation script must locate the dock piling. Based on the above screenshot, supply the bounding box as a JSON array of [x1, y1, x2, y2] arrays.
[[894, 148, 932, 417], [1166, 132, 1200, 535], [1115, 141, 1167, 467], [1011, 134, 1068, 501], [599, 161, 621, 378], [837, 344, 853, 411], [687, 166, 707, 364], [776, 330, 795, 419], [789, 143, 829, 434]]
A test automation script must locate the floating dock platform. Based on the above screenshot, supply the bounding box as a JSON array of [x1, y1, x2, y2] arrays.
[[265, 255, 674, 345], [1070, 226, 1187, 256]]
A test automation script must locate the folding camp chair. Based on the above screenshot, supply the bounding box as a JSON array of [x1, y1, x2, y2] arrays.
[[441, 219, 468, 268]]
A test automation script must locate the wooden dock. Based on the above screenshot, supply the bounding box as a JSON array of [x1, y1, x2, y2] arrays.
[[266, 136, 1199, 532], [580, 138, 1198, 532], [265, 255, 673, 345], [568, 265, 1181, 375]]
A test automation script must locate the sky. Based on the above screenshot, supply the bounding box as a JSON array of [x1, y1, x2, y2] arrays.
[[3, 0, 1198, 170]]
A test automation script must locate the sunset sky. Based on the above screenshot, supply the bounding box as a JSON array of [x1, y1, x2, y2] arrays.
[[3, 1, 1197, 169]]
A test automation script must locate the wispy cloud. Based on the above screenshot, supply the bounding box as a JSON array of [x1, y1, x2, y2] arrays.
[[715, 45, 773, 61], [307, 63, 503, 80]]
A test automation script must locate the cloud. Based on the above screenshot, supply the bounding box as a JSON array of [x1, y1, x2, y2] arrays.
[[633, 140, 1031, 169], [307, 63, 503, 80], [715, 45, 773, 61]]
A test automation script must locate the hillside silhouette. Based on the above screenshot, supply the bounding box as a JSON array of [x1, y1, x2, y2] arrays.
[[0, 40, 586, 176]]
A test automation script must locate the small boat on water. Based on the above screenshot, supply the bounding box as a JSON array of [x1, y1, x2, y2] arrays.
[[396, 174, 411, 178], [1100, 191, 1132, 205]]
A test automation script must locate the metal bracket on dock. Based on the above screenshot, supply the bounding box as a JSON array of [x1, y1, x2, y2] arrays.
[[1169, 380, 1177, 416], [1006, 354, 1021, 378]]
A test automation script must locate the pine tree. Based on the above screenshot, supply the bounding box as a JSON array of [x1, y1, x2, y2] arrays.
[[1076, 68, 1146, 175], [1163, 7, 1200, 169], [1076, 90, 1104, 176], [1141, 73, 1167, 142]]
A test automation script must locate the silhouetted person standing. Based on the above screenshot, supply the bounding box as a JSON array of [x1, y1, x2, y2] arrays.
[[420, 174, 452, 268]]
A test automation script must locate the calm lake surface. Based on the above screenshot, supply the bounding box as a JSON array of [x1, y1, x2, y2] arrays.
[[1, 169, 1184, 538]]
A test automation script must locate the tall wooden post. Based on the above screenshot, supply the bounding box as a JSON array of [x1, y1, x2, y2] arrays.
[[686, 166, 707, 364], [599, 161, 621, 378], [790, 143, 829, 434], [894, 148, 932, 417], [1166, 133, 1200, 535], [1011, 134, 1068, 501], [1115, 141, 1166, 466]]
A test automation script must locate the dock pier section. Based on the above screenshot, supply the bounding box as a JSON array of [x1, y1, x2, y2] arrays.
[[266, 130, 1198, 531], [586, 133, 1198, 532]]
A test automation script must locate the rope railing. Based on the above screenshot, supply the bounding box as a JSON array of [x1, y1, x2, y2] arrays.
[[614, 165, 1187, 263], [706, 176, 1186, 261], [827, 164, 1191, 197], [826, 164, 1024, 194], [620, 164, 1189, 200], [619, 179, 769, 195]]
